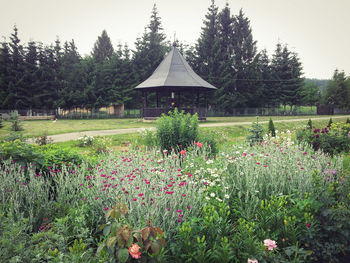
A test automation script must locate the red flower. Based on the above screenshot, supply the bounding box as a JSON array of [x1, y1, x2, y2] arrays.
[[180, 150, 186, 155], [196, 142, 203, 148], [306, 222, 311, 228]]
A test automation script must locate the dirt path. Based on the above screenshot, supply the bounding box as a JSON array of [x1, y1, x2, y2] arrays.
[[47, 115, 350, 143]]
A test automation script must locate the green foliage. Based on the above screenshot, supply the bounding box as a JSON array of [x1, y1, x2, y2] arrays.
[[156, 108, 199, 151], [307, 118, 313, 129], [0, 118, 3, 129], [297, 122, 350, 156], [99, 203, 166, 262], [9, 111, 23, 131], [328, 117, 333, 127], [268, 118, 276, 137], [35, 131, 52, 146], [0, 140, 43, 167], [346, 117, 350, 124], [2, 131, 26, 142], [246, 117, 265, 146]]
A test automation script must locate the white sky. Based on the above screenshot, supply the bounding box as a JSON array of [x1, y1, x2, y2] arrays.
[[1, 0, 350, 79]]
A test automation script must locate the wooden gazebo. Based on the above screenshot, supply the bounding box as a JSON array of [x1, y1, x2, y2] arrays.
[[135, 43, 217, 120]]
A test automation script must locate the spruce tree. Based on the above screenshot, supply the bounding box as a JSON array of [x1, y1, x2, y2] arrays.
[[195, 0, 220, 84], [0, 41, 11, 109], [271, 43, 304, 114], [232, 9, 260, 108], [132, 4, 168, 106], [92, 30, 114, 64], [4, 26, 25, 109]]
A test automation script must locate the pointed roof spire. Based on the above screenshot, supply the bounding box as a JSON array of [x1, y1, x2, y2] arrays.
[[135, 46, 217, 90]]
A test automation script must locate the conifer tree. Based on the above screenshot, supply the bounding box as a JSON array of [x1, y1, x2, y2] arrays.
[[268, 118, 276, 137], [92, 30, 114, 64], [0, 41, 11, 109], [195, 0, 220, 84], [271, 43, 304, 114]]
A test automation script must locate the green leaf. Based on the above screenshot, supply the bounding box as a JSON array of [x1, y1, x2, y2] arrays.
[[97, 243, 106, 254], [103, 224, 111, 236], [107, 236, 117, 248], [117, 248, 129, 263]]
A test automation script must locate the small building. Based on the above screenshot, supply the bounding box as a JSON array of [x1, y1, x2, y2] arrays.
[[135, 43, 217, 120]]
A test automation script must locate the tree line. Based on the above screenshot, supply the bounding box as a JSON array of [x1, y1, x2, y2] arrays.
[[0, 1, 348, 114]]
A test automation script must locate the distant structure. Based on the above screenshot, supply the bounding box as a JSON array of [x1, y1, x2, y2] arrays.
[[134, 43, 217, 120]]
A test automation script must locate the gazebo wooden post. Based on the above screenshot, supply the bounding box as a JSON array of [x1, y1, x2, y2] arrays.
[[192, 88, 195, 113], [156, 91, 159, 108]]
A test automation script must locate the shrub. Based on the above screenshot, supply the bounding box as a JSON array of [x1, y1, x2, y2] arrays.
[[307, 118, 313, 129], [297, 122, 350, 156], [9, 110, 23, 131], [156, 108, 199, 151], [328, 117, 333, 127], [268, 118, 276, 137], [0, 140, 43, 168], [0, 118, 3, 129], [2, 131, 26, 142], [246, 117, 265, 146], [77, 135, 94, 147], [346, 118, 350, 124], [35, 131, 52, 146]]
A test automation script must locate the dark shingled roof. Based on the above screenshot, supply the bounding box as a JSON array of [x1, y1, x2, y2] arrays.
[[135, 45, 217, 90]]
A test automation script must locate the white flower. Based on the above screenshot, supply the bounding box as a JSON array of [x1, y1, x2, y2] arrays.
[[210, 193, 215, 197], [224, 194, 230, 199]]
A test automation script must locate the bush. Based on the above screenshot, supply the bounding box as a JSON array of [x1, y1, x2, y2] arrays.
[[246, 117, 265, 146], [0, 140, 44, 168], [0, 118, 3, 129], [35, 131, 52, 146], [77, 135, 94, 147], [297, 122, 350, 156], [328, 117, 333, 127], [268, 118, 276, 137], [2, 131, 26, 142], [156, 108, 199, 151], [9, 111, 23, 131], [307, 118, 313, 129]]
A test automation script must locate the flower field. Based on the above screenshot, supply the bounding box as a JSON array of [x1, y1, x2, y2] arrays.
[[1, 127, 350, 263]]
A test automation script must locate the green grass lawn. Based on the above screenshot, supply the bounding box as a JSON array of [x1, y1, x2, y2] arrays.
[[0, 115, 349, 140]]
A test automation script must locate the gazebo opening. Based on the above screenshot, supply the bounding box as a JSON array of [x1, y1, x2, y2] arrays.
[[135, 43, 217, 120]]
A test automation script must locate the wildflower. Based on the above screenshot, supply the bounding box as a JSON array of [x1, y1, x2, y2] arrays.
[[306, 222, 311, 228], [104, 206, 109, 211], [264, 239, 277, 251], [187, 205, 191, 209], [176, 209, 182, 213], [129, 244, 141, 259], [196, 142, 203, 148], [210, 193, 215, 197], [180, 150, 186, 155], [248, 259, 258, 263], [224, 194, 230, 199]]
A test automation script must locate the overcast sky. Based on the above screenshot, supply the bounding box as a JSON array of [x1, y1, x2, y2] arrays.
[[1, 0, 349, 79]]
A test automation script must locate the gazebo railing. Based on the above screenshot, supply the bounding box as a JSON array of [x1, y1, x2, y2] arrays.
[[142, 107, 207, 119]]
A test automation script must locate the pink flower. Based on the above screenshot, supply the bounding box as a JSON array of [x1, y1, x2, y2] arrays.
[[129, 243, 141, 259], [306, 222, 311, 228], [248, 259, 258, 263], [196, 142, 203, 148], [104, 206, 109, 211], [180, 150, 186, 155], [264, 239, 277, 251]]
